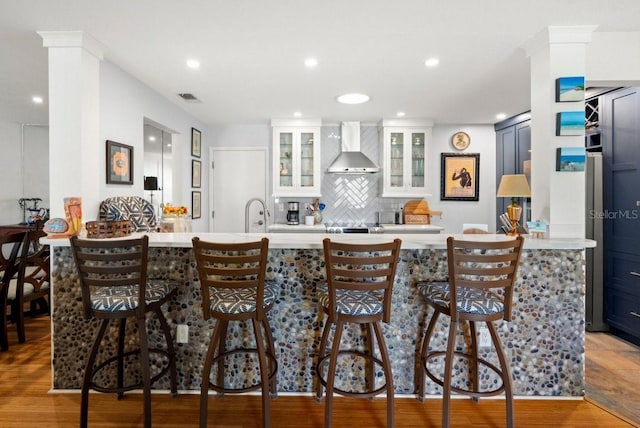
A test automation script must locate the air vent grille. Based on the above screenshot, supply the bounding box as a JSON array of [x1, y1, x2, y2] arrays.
[[177, 93, 201, 103]]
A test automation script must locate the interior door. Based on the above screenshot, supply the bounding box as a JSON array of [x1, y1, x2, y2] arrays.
[[210, 147, 268, 232]]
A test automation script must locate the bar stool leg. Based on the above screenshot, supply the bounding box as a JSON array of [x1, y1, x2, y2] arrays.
[[315, 319, 331, 402], [81, 320, 109, 428], [488, 321, 514, 428], [253, 318, 271, 428], [442, 318, 458, 428], [117, 319, 126, 399], [417, 310, 440, 402], [262, 317, 278, 398], [156, 308, 178, 396], [324, 320, 345, 428], [138, 317, 152, 428], [216, 320, 229, 393], [364, 323, 374, 394], [200, 319, 223, 428], [468, 320, 479, 401], [373, 321, 394, 428]]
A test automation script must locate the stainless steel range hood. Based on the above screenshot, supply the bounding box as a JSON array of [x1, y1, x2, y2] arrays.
[[327, 121, 379, 173]]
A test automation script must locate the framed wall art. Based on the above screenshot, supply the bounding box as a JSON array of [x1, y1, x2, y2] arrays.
[[106, 140, 133, 185], [556, 147, 586, 171], [192, 191, 201, 219], [556, 111, 585, 136], [192, 159, 202, 188], [440, 153, 480, 201], [555, 76, 585, 102], [191, 127, 201, 158]]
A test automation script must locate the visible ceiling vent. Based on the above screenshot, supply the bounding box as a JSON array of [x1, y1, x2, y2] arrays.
[[177, 93, 201, 103]]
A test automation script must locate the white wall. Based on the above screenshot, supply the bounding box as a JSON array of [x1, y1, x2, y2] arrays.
[[99, 61, 209, 232], [0, 122, 49, 225], [428, 125, 497, 234]]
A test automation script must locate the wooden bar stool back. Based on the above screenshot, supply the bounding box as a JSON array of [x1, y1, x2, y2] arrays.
[[416, 236, 524, 428], [0, 231, 29, 351], [316, 238, 402, 428], [70, 235, 178, 428], [192, 237, 278, 428]]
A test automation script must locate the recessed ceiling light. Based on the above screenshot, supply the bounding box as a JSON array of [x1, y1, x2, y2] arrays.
[[304, 57, 318, 68], [336, 93, 370, 105], [149, 136, 156, 142], [293, 112, 302, 117], [424, 57, 439, 68], [186, 59, 200, 69], [396, 111, 406, 117], [32, 96, 43, 104], [496, 113, 507, 120]]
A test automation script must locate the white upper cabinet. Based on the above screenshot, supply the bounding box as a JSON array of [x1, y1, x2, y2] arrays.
[[379, 119, 433, 197], [272, 119, 321, 197]]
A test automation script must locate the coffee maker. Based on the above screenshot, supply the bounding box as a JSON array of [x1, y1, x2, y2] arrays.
[[286, 201, 300, 225]]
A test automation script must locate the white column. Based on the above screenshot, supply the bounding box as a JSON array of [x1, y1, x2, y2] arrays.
[[524, 26, 596, 238], [38, 31, 103, 222]]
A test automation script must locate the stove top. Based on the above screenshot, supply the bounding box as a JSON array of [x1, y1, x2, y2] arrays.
[[324, 223, 385, 234]]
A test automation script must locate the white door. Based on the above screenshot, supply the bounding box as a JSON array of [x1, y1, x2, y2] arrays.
[[210, 147, 268, 232]]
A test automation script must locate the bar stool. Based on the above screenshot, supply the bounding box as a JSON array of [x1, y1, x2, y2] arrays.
[[70, 235, 178, 428], [0, 231, 29, 351], [416, 236, 524, 428], [316, 238, 402, 428], [192, 237, 278, 428]]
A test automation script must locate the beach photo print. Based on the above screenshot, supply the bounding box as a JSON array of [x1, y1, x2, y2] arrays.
[[556, 111, 585, 136], [556, 147, 586, 171], [556, 76, 585, 102]]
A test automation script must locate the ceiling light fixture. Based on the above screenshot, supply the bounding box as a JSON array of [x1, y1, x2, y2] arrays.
[[149, 136, 156, 142], [496, 113, 507, 120], [32, 96, 43, 104], [186, 59, 200, 69], [424, 57, 439, 67], [336, 93, 370, 105], [304, 57, 318, 68], [293, 112, 302, 117], [396, 111, 406, 117]]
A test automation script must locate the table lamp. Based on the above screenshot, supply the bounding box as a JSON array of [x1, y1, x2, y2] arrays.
[[497, 174, 531, 236], [144, 176, 158, 204]]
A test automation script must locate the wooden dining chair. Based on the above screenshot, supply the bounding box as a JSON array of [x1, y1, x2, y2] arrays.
[[0, 231, 29, 351]]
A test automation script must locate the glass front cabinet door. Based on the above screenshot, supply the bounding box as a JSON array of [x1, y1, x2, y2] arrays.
[[272, 119, 321, 197], [380, 120, 433, 197]]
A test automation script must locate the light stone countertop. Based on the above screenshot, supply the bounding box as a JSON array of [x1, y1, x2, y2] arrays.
[[43, 232, 596, 250]]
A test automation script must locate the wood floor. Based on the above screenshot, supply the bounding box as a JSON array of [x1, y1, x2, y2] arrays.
[[1, 317, 637, 428]]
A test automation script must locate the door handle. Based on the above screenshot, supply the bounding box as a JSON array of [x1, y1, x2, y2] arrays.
[[631, 311, 640, 319], [631, 271, 640, 277]]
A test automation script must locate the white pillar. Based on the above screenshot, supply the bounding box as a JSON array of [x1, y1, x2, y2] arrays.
[[524, 26, 597, 238], [38, 31, 103, 222]]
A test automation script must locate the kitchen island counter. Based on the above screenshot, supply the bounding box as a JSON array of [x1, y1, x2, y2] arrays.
[[45, 232, 594, 397]]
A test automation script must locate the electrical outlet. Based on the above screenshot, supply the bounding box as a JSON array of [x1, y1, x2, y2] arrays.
[[176, 324, 189, 344], [278, 203, 284, 212], [478, 325, 492, 348]]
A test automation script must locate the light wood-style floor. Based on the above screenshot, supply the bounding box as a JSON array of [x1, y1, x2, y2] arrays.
[[0, 317, 637, 428]]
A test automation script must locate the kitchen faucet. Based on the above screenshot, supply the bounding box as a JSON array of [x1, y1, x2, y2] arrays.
[[244, 198, 270, 232]]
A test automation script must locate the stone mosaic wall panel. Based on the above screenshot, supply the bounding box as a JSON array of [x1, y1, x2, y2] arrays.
[[51, 246, 585, 396]]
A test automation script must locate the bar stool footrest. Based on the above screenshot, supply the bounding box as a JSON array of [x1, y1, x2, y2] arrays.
[[89, 348, 174, 394], [205, 348, 278, 395], [317, 349, 389, 398]]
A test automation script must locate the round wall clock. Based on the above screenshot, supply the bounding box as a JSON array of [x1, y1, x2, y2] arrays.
[[452, 131, 470, 150]]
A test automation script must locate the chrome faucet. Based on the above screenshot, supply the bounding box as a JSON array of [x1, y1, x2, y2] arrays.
[[244, 198, 270, 232]]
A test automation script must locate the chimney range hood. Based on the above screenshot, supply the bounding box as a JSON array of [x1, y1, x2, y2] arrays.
[[327, 121, 379, 173]]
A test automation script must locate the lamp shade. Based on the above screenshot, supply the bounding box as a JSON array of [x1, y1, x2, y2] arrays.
[[497, 174, 531, 198], [144, 176, 158, 191]]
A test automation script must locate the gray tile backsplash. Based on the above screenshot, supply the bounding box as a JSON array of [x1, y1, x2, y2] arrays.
[[274, 124, 405, 225]]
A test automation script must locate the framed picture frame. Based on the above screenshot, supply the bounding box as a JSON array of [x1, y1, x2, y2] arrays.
[[440, 153, 480, 201], [192, 191, 201, 219], [192, 159, 202, 188], [556, 147, 586, 171], [106, 140, 133, 185], [191, 127, 201, 158], [555, 76, 585, 102], [556, 111, 585, 136]]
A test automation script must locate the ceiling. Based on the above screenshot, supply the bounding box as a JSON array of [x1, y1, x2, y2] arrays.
[[2, 0, 639, 127]]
